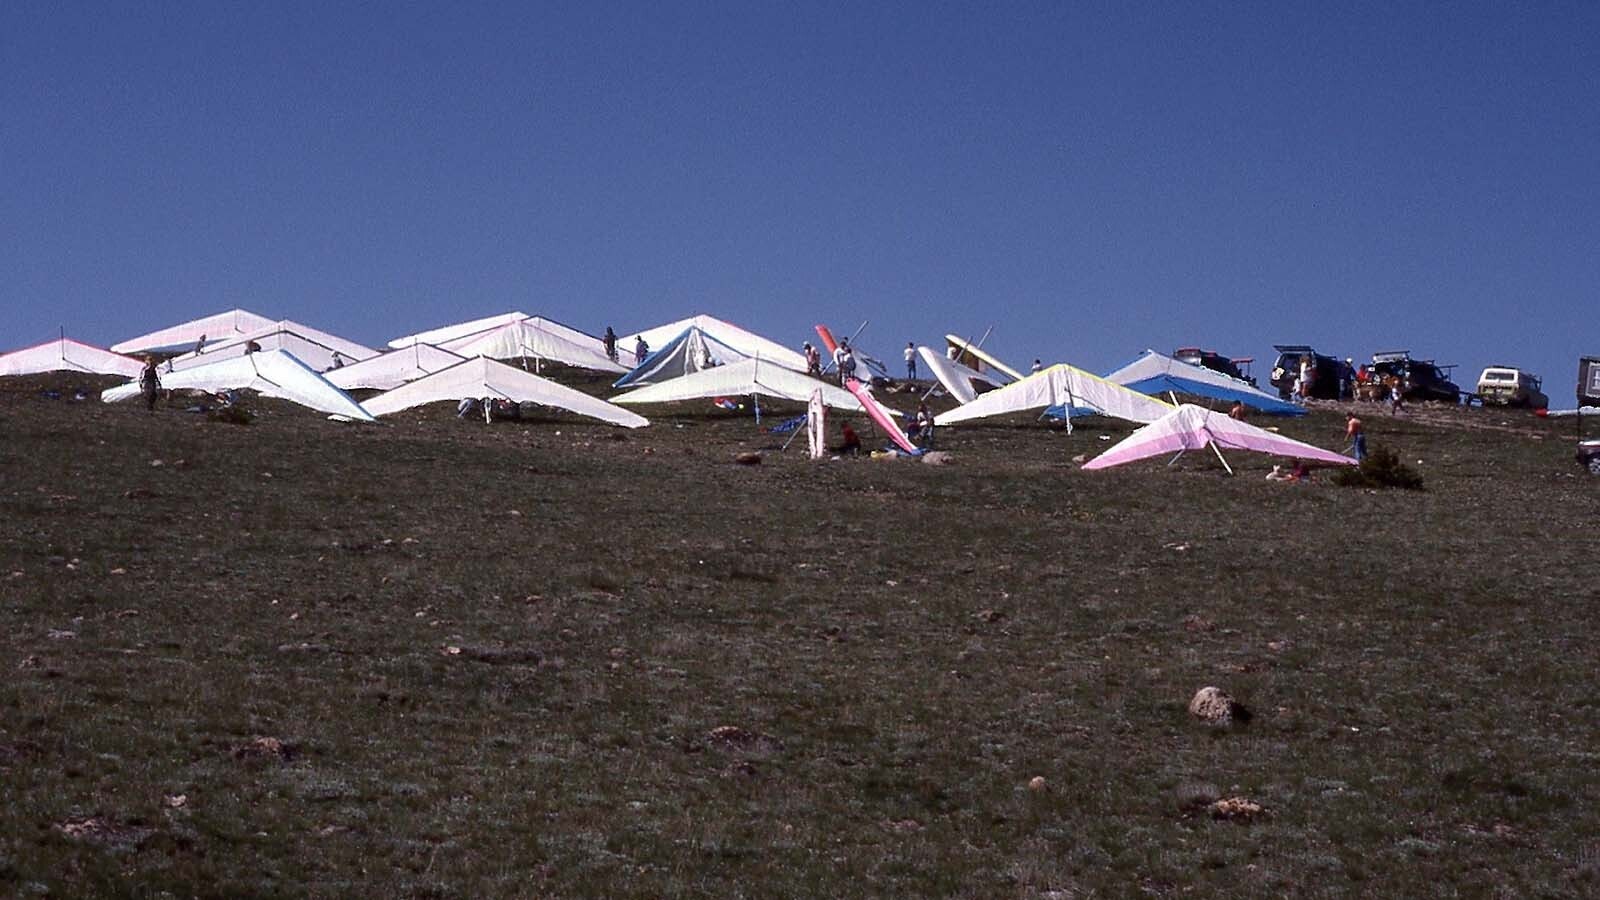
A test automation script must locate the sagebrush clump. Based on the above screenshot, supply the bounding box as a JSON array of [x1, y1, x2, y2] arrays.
[[1333, 447, 1424, 490]]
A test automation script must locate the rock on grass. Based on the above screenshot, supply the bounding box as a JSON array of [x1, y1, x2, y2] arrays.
[[1188, 686, 1251, 725]]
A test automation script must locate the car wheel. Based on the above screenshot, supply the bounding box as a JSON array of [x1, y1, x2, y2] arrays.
[[1589, 456, 1600, 475]]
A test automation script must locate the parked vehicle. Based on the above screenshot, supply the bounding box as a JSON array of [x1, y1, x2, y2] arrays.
[[1364, 351, 1461, 404], [1577, 439, 1600, 475], [1476, 366, 1548, 408], [1578, 357, 1600, 407], [1269, 345, 1343, 400], [1174, 347, 1255, 385]]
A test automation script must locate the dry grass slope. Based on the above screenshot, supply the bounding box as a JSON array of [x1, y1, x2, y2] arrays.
[[2, 374, 1598, 897]]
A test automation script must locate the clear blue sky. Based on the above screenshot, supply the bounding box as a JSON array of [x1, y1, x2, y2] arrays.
[[5, 2, 1596, 395]]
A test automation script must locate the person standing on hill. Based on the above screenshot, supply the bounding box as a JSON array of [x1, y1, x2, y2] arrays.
[[904, 342, 917, 381], [1228, 400, 1246, 420], [803, 342, 821, 378], [634, 336, 649, 365], [1346, 412, 1366, 462], [834, 340, 856, 385], [139, 357, 161, 412], [603, 327, 618, 363]]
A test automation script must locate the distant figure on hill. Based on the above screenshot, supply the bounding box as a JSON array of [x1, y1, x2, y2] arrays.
[[802, 342, 821, 378], [904, 342, 917, 381], [634, 336, 649, 365], [834, 340, 856, 385], [603, 327, 618, 363], [915, 402, 935, 447], [330, 351, 345, 370], [1346, 412, 1366, 461], [1031, 359, 1043, 374], [139, 357, 161, 412], [1389, 383, 1405, 414]]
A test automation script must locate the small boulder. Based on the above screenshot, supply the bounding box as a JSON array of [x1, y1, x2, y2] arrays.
[[733, 451, 763, 465], [1188, 686, 1251, 725], [1210, 796, 1265, 822], [921, 451, 953, 466]]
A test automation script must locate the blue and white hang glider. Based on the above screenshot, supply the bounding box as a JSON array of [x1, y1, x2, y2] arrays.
[[1105, 349, 1306, 416]]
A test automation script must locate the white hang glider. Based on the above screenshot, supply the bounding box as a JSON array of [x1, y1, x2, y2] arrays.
[[612, 357, 868, 413], [325, 343, 469, 391], [0, 336, 145, 378], [361, 356, 648, 428], [111, 309, 278, 356], [163, 321, 376, 373], [917, 346, 1008, 404], [102, 349, 375, 421], [934, 363, 1173, 428], [626, 314, 808, 373], [439, 318, 626, 373]]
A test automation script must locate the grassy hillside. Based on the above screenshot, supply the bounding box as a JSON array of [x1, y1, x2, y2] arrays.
[[2, 376, 1596, 897]]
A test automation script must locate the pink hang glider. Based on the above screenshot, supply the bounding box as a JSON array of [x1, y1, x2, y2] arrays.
[[1083, 404, 1356, 474]]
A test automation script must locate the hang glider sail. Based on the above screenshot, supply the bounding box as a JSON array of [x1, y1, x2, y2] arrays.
[[0, 337, 145, 378], [386, 311, 533, 350], [325, 343, 468, 391], [362, 356, 647, 427], [614, 325, 751, 388], [612, 357, 868, 412], [164, 321, 376, 373], [439, 319, 626, 373], [1082, 404, 1356, 471], [934, 363, 1173, 427], [102, 349, 375, 421], [917, 346, 1006, 404], [1106, 350, 1304, 416], [944, 334, 1025, 381], [111, 309, 278, 356], [627, 315, 808, 373]]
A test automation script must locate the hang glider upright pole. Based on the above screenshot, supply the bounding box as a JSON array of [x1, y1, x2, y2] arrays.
[[1209, 441, 1234, 476], [780, 416, 806, 451], [971, 325, 994, 352]]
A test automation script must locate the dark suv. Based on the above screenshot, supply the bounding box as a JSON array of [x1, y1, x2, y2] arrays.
[[1270, 345, 1344, 400], [1174, 347, 1255, 385], [1366, 351, 1461, 404]]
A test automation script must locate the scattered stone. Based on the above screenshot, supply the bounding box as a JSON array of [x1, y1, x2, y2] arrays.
[[734, 451, 763, 465], [721, 760, 760, 778], [706, 725, 783, 756], [920, 451, 953, 466], [974, 608, 1005, 623], [54, 817, 153, 848], [148, 459, 165, 468], [1210, 796, 1265, 822], [1188, 686, 1251, 725], [231, 736, 296, 762], [162, 794, 188, 809], [882, 818, 923, 833], [1182, 614, 1216, 633], [47, 629, 76, 640], [1028, 776, 1047, 792]]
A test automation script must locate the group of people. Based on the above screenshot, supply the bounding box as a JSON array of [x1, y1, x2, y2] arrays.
[[601, 327, 650, 366]]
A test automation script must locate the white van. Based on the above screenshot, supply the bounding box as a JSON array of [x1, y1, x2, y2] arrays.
[[1476, 366, 1549, 408]]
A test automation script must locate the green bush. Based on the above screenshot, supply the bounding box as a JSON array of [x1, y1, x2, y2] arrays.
[[1333, 447, 1424, 490]]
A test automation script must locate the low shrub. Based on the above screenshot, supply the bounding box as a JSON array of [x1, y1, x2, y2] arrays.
[[1333, 447, 1424, 490]]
